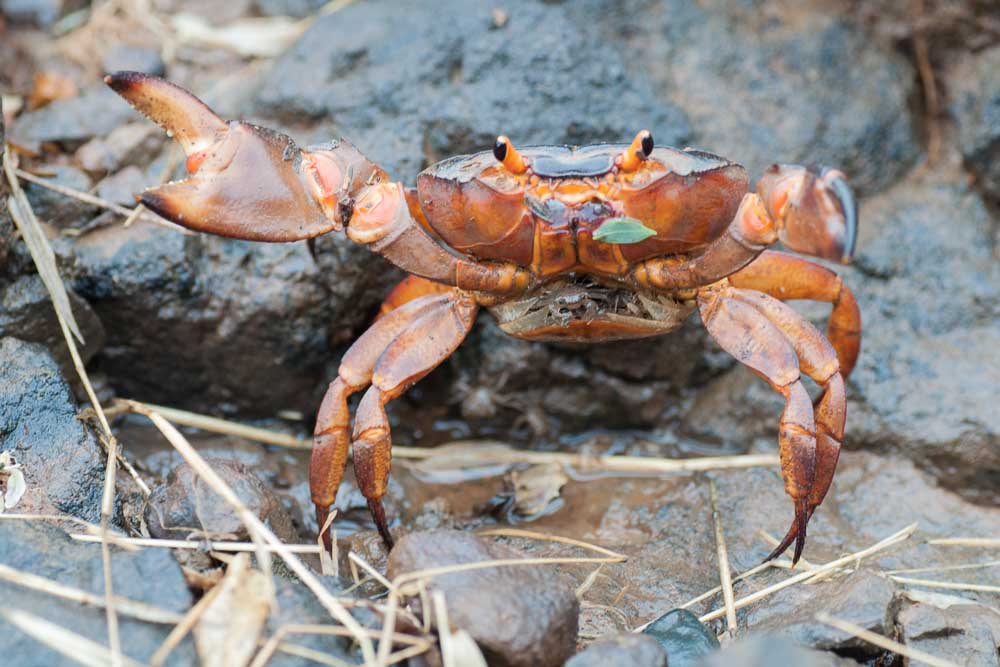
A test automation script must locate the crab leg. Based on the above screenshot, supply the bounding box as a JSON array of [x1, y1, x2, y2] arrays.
[[698, 284, 817, 564], [729, 250, 862, 377], [350, 290, 478, 547], [730, 287, 847, 562]]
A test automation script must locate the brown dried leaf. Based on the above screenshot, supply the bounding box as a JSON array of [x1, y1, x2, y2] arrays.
[[511, 463, 568, 517], [193, 553, 272, 667]]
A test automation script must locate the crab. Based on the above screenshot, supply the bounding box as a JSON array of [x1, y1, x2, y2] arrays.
[[105, 72, 861, 564]]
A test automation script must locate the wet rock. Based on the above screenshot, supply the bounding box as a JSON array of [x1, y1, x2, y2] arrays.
[[0, 338, 104, 523], [948, 45, 1000, 203], [258, 0, 692, 182], [695, 637, 860, 667], [582, 0, 917, 192], [566, 634, 667, 667], [145, 457, 296, 542], [9, 84, 137, 153], [642, 608, 720, 667], [23, 165, 96, 227], [100, 45, 166, 77], [387, 529, 579, 667], [69, 219, 394, 416], [896, 600, 1000, 667], [0, 520, 195, 666], [740, 569, 896, 655], [0, 274, 105, 371], [75, 122, 164, 173], [95, 165, 147, 206]]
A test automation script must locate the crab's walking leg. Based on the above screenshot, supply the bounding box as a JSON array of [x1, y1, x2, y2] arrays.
[[730, 288, 847, 562], [698, 285, 817, 564], [351, 290, 479, 547], [729, 250, 861, 377]]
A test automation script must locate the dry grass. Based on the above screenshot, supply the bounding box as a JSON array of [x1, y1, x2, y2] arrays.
[[814, 612, 958, 667], [708, 479, 737, 638]]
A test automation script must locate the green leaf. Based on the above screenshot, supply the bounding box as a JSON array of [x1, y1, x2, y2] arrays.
[[592, 217, 657, 244]]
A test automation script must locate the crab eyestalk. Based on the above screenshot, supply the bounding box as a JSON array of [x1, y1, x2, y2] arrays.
[[757, 164, 858, 264], [104, 71, 383, 242], [616, 129, 654, 172]]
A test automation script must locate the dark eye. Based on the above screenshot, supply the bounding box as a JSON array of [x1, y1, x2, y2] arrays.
[[640, 131, 654, 157], [493, 138, 508, 162]]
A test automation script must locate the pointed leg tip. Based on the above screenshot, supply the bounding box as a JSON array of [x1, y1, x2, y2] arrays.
[[366, 497, 395, 551]]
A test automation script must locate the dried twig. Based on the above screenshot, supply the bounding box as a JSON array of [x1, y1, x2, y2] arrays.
[[149, 578, 226, 666], [477, 527, 627, 559], [886, 559, 1000, 575], [708, 480, 737, 637], [814, 612, 958, 667], [928, 537, 1000, 548], [69, 533, 323, 553], [888, 575, 1000, 594]]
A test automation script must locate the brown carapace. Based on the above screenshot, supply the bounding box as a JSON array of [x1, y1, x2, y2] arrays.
[[106, 72, 861, 565]]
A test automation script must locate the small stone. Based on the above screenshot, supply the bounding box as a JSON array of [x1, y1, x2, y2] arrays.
[[387, 529, 579, 667], [9, 84, 136, 153], [740, 569, 897, 656], [23, 164, 96, 227], [898, 601, 1000, 667], [0, 0, 64, 28], [697, 636, 858, 667], [95, 165, 146, 206], [642, 608, 720, 667], [76, 122, 163, 173], [100, 44, 166, 77], [566, 634, 667, 667], [948, 45, 1000, 203], [0, 338, 105, 523], [144, 458, 296, 542]]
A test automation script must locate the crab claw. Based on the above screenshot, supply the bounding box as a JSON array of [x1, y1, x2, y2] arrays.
[[105, 71, 381, 242], [757, 165, 858, 265]]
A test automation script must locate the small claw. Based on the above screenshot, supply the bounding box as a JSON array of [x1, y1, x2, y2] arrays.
[[105, 72, 384, 242], [367, 497, 395, 551], [757, 164, 858, 264], [764, 499, 813, 565]]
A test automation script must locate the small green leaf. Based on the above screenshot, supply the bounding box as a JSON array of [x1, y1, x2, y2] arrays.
[[592, 217, 657, 244]]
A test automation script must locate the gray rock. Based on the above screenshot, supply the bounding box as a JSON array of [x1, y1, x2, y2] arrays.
[[69, 219, 395, 416], [695, 636, 860, 667], [0, 274, 105, 372], [897, 601, 1000, 667], [642, 608, 720, 667], [0, 0, 64, 28], [0, 520, 195, 666], [23, 165, 96, 227], [949, 45, 1000, 203], [387, 529, 579, 667], [257, 0, 692, 182], [567, 634, 667, 667], [254, 0, 325, 18], [75, 122, 164, 173], [95, 165, 147, 206], [9, 84, 137, 153], [145, 457, 296, 542], [0, 338, 104, 523], [740, 569, 896, 655], [100, 45, 166, 77]]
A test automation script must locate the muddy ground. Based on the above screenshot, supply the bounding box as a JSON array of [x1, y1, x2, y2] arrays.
[[1, 0, 998, 665]]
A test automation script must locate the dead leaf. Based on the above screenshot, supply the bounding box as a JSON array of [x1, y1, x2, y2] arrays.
[[193, 553, 272, 667], [511, 463, 567, 517], [0, 451, 27, 513], [170, 13, 310, 58], [407, 441, 516, 483], [28, 72, 78, 110]]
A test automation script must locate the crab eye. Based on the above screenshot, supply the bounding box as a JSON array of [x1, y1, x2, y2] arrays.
[[618, 130, 654, 172], [492, 135, 528, 174]]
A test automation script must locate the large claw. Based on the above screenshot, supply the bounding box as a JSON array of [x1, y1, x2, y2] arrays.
[[105, 71, 382, 242], [757, 165, 858, 264]]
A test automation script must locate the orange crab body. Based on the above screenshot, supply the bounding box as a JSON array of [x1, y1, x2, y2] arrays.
[[107, 72, 861, 564]]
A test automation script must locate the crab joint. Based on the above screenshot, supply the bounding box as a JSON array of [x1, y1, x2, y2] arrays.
[[617, 130, 654, 172], [302, 150, 347, 228], [492, 135, 528, 174], [346, 183, 408, 246]]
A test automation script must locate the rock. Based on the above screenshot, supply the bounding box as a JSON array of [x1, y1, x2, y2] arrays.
[[266, 577, 369, 666], [0, 520, 195, 666], [95, 165, 147, 206], [0, 274, 105, 372], [69, 219, 395, 416], [642, 608, 720, 667], [9, 84, 137, 153], [23, 165, 96, 227], [145, 457, 295, 542], [948, 45, 1000, 203], [0, 338, 104, 523], [897, 600, 1000, 667], [258, 0, 692, 182], [695, 637, 860, 667], [254, 0, 325, 19], [740, 569, 896, 655], [75, 122, 164, 174], [566, 634, 667, 667], [100, 45, 166, 77], [386, 529, 579, 667], [0, 0, 64, 28]]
